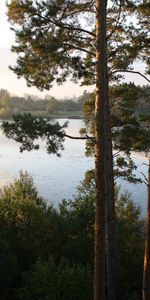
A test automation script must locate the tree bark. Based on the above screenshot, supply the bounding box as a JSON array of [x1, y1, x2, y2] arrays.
[[105, 93, 117, 300], [143, 156, 150, 300], [94, 1, 107, 300]]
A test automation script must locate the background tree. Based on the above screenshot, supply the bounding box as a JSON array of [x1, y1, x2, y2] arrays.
[[47, 96, 58, 114], [0, 89, 13, 119]]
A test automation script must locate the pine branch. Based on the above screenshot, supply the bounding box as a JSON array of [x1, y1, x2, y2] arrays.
[[113, 150, 122, 157], [63, 6, 95, 18], [63, 43, 95, 56], [34, 11, 95, 37], [2, 114, 95, 155], [53, 20, 96, 37], [58, 0, 95, 20], [64, 134, 95, 141], [143, 163, 149, 167], [141, 180, 148, 187], [107, 0, 122, 40], [111, 70, 150, 83], [140, 171, 148, 185]]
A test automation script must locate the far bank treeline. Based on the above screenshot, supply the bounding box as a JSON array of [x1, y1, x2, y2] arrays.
[[0, 84, 149, 119], [0, 89, 87, 119]]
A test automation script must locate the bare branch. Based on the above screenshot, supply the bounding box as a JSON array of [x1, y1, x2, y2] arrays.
[[64, 134, 95, 141], [64, 6, 95, 18], [111, 70, 150, 83], [34, 12, 96, 37], [111, 98, 122, 107], [113, 150, 121, 157], [107, 0, 122, 40], [140, 171, 148, 184], [55, 21, 96, 37], [63, 43, 95, 56], [142, 180, 148, 187], [114, 176, 119, 181]]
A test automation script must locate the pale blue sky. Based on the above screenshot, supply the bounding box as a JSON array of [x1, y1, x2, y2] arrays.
[[0, 1, 149, 98]]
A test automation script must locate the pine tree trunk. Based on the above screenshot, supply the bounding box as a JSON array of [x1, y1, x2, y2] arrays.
[[143, 156, 150, 300], [105, 94, 117, 300], [94, 1, 107, 299]]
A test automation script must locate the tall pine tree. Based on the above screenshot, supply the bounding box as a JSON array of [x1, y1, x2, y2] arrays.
[[4, 1, 150, 299]]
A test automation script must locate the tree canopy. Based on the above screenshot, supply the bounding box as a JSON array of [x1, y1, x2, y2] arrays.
[[7, 0, 150, 90]]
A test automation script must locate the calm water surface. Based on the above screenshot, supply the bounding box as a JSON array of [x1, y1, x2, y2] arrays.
[[0, 119, 148, 214]]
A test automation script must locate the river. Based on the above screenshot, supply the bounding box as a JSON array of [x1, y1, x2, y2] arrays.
[[0, 119, 148, 214]]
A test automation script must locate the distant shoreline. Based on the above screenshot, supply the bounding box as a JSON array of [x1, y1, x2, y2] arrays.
[[0, 111, 83, 121]]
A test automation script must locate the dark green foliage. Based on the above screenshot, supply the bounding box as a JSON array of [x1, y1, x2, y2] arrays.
[[0, 172, 94, 300], [0, 239, 19, 300], [116, 193, 144, 300], [102, 84, 150, 165], [114, 155, 142, 184], [59, 195, 95, 266], [80, 83, 147, 183], [0, 172, 145, 300], [18, 258, 93, 300], [110, 82, 149, 153], [0, 172, 56, 269], [114, 123, 150, 153], [110, 83, 140, 127], [2, 113, 67, 155], [110, 84, 150, 154]]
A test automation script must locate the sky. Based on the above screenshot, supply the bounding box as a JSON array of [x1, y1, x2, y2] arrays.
[[0, 0, 149, 99]]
